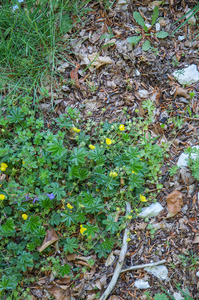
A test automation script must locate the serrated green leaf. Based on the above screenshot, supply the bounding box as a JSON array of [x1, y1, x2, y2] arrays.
[[127, 36, 142, 46], [142, 40, 151, 51], [89, 144, 105, 161], [103, 216, 119, 234], [129, 173, 144, 189], [63, 237, 79, 254], [151, 6, 159, 26], [25, 216, 41, 233], [156, 31, 168, 39], [154, 293, 169, 300], [59, 263, 71, 277], [71, 147, 87, 166]]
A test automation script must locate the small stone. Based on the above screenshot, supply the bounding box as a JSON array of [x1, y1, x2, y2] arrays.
[[155, 23, 161, 32], [173, 64, 199, 86], [196, 271, 199, 277], [134, 279, 150, 289], [139, 202, 164, 218], [135, 69, 141, 76], [144, 265, 168, 280], [137, 89, 149, 99], [177, 145, 199, 167], [173, 292, 184, 300], [145, 23, 151, 29], [178, 35, 185, 41]]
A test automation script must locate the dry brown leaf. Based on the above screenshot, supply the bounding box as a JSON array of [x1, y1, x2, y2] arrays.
[[70, 63, 80, 88], [166, 190, 183, 214], [38, 229, 59, 252], [192, 235, 199, 244], [48, 284, 70, 300], [176, 87, 189, 98], [109, 296, 121, 300], [148, 1, 162, 10], [55, 276, 70, 285], [66, 254, 77, 261], [87, 53, 113, 69]]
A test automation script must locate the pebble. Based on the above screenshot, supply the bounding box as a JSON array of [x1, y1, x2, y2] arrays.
[[155, 23, 161, 32], [177, 145, 199, 167], [134, 279, 150, 289], [144, 265, 168, 280], [178, 35, 185, 41], [139, 202, 164, 218]]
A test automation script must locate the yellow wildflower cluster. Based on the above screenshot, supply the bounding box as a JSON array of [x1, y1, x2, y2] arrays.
[[80, 225, 87, 235], [140, 194, 147, 202], [0, 163, 8, 171], [67, 203, 73, 209], [106, 138, 112, 145], [0, 194, 5, 201], [119, 124, 125, 131], [73, 127, 81, 133], [109, 171, 118, 178], [89, 144, 95, 150], [22, 214, 28, 220]]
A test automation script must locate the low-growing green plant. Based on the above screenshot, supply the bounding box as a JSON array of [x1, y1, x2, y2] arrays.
[[128, 6, 168, 51], [0, 105, 167, 297]]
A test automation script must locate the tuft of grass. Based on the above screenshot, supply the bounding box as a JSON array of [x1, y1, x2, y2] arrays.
[[0, 0, 91, 106]]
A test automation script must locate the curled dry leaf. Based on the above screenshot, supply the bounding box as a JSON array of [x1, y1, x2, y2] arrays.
[[38, 229, 58, 252], [48, 283, 70, 300], [70, 63, 80, 88], [175, 87, 189, 98], [166, 190, 183, 214], [87, 53, 113, 69]]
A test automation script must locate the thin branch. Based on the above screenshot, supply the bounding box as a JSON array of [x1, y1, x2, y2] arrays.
[[120, 259, 167, 273], [99, 202, 131, 300]]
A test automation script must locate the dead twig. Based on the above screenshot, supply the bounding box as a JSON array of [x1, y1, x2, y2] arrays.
[[99, 202, 131, 300], [120, 259, 167, 273]]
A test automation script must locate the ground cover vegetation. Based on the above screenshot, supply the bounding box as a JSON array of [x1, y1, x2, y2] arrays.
[[0, 0, 199, 299]]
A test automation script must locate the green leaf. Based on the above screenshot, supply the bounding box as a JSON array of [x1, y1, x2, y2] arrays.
[[127, 36, 142, 46], [1, 219, 15, 236], [84, 198, 104, 214], [133, 11, 148, 31], [59, 263, 71, 277], [142, 40, 151, 51], [63, 237, 79, 254], [100, 33, 114, 40], [0, 276, 18, 291], [114, 153, 130, 167], [48, 182, 66, 200], [61, 210, 77, 227], [25, 216, 41, 233], [6, 107, 25, 124], [17, 251, 34, 272], [156, 31, 168, 39], [83, 223, 99, 237], [55, 114, 73, 129], [102, 238, 114, 252], [151, 6, 159, 26], [71, 147, 87, 166], [50, 213, 61, 226], [95, 244, 109, 258], [103, 216, 119, 234], [130, 160, 144, 173], [154, 294, 169, 300], [89, 144, 105, 162], [129, 173, 144, 189], [47, 139, 66, 157]]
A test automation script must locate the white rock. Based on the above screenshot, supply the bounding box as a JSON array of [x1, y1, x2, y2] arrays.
[[137, 89, 149, 99], [173, 64, 199, 86], [145, 23, 151, 29], [196, 271, 199, 277], [155, 23, 161, 32], [135, 69, 141, 76], [139, 203, 164, 218], [173, 292, 184, 300], [178, 35, 185, 41], [186, 8, 196, 25], [144, 265, 168, 280], [177, 145, 199, 167], [134, 279, 150, 289]]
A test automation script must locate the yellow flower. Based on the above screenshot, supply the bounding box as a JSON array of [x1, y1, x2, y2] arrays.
[[126, 238, 131, 242], [109, 171, 118, 178], [80, 225, 87, 235], [89, 144, 96, 150], [128, 215, 132, 220], [73, 127, 81, 133], [67, 203, 73, 209], [117, 233, 120, 237], [0, 163, 8, 171], [106, 138, 112, 145], [0, 194, 5, 201], [22, 214, 28, 220], [22, 161, 25, 164], [132, 171, 137, 175], [140, 194, 147, 202], [119, 124, 125, 131]]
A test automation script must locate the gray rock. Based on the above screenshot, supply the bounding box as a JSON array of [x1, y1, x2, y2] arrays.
[[180, 167, 195, 185], [144, 265, 168, 280], [178, 35, 185, 41], [139, 203, 164, 218], [177, 145, 199, 167], [173, 64, 199, 86], [134, 279, 150, 289]]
